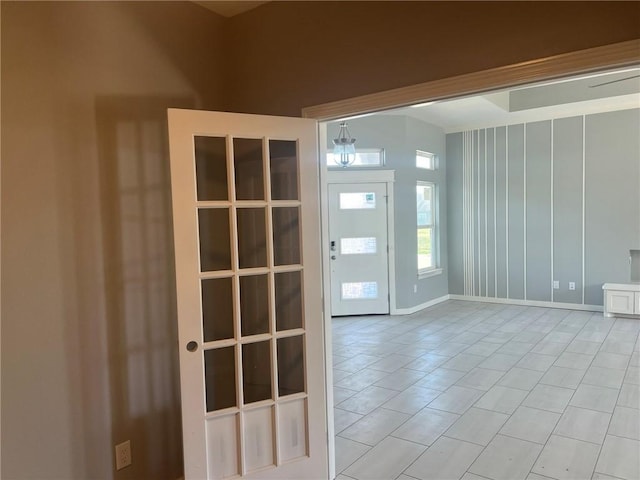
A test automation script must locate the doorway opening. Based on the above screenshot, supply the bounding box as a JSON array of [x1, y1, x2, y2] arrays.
[[316, 55, 639, 478]]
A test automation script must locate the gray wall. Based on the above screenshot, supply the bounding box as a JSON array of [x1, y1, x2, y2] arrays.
[[327, 115, 448, 310], [447, 108, 640, 306]]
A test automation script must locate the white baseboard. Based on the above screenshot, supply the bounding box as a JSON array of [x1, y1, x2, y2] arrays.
[[392, 294, 450, 315], [448, 294, 604, 312]]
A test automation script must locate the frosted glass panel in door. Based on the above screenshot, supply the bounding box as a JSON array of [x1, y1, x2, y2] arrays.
[[339, 192, 376, 209]]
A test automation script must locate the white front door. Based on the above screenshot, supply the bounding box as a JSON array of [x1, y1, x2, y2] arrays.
[[328, 182, 390, 316], [167, 109, 328, 479]]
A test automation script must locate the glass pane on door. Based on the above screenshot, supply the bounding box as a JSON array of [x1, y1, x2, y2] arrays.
[[198, 208, 231, 272], [234, 138, 264, 200], [195, 136, 228, 201], [240, 274, 270, 336], [273, 207, 301, 266], [204, 347, 236, 412], [237, 208, 267, 268], [277, 335, 305, 396], [242, 341, 272, 404], [269, 139, 298, 200], [202, 277, 234, 342], [275, 270, 303, 331]]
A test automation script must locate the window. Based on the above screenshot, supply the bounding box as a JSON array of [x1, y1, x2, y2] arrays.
[[339, 192, 376, 209], [417, 182, 438, 275], [326, 148, 384, 167], [416, 150, 436, 170]]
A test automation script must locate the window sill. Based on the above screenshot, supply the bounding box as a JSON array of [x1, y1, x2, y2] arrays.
[[418, 268, 443, 280]]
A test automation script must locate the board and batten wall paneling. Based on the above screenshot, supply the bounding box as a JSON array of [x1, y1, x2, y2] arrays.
[[553, 116, 584, 304], [495, 126, 508, 299], [507, 124, 526, 300], [584, 109, 640, 305], [447, 132, 465, 294], [449, 108, 640, 307], [526, 121, 552, 302], [486, 128, 496, 298], [474, 130, 482, 296]]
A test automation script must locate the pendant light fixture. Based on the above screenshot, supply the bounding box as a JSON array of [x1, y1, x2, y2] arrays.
[[332, 122, 356, 167]]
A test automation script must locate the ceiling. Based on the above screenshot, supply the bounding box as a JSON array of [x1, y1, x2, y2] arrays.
[[380, 67, 640, 133], [194, 1, 268, 17]]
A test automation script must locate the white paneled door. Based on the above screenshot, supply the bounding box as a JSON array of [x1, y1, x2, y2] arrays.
[[328, 182, 390, 316], [167, 109, 327, 479]]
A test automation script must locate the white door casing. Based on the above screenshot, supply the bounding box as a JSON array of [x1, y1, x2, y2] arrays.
[[167, 109, 327, 479], [328, 181, 390, 316]]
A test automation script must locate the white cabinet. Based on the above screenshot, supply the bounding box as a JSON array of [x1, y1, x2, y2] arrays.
[[603, 283, 640, 318]]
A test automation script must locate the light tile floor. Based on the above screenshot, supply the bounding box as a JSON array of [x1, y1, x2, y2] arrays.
[[332, 300, 640, 480]]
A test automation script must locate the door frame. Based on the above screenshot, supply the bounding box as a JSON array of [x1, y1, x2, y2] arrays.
[[326, 170, 396, 315], [306, 40, 639, 480]]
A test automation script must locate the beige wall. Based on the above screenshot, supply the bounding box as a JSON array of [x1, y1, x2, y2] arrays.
[[1, 2, 224, 478], [224, 1, 640, 116], [2, 1, 639, 479]]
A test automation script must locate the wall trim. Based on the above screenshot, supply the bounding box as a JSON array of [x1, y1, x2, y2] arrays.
[[581, 115, 586, 304], [392, 294, 604, 315], [302, 40, 640, 121], [392, 294, 450, 315], [449, 294, 603, 312], [551, 119, 555, 302]]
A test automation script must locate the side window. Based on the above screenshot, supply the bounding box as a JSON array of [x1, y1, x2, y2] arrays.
[[417, 182, 438, 274]]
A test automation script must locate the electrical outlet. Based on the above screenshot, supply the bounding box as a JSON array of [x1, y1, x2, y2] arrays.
[[569, 282, 576, 291], [553, 280, 560, 289], [115, 440, 132, 470]]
